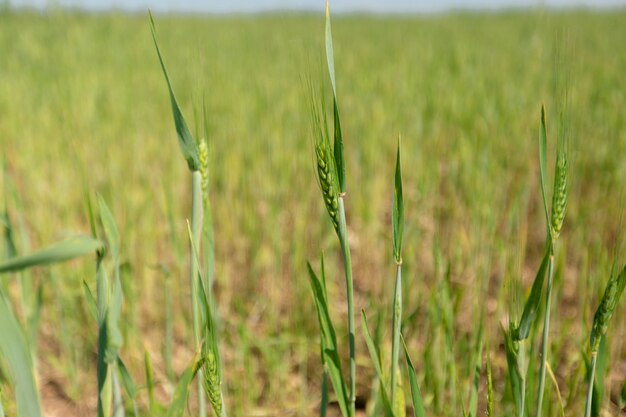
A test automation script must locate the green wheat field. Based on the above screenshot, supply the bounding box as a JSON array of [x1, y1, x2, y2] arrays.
[[1, 6, 626, 417]]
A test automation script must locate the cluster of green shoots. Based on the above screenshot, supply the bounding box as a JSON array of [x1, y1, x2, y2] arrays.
[[1, 4, 626, 417], [0, 12, 227, 417], [308, 3, 626, 417]]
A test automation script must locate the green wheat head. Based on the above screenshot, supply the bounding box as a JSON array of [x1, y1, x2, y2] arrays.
[[550, 147, 568, 240], [199, 139, 210, 202], [311, 97, 340, 232], [590, 265, 626, 352], [203, 349, 223, 416]]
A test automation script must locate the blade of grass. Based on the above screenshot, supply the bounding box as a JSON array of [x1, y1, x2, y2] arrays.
[[544, 361, 564, 417], [401, 335, 426, 417], [0, 290, 41, 417], [148, 11, 200, 171], [117, 357, 139, 416], [307, 261, 350, 417], [515, 243, 551, 341], [324, 0, 345, 193], [0, 236, 103, 274], [361, 311, 394, 417]]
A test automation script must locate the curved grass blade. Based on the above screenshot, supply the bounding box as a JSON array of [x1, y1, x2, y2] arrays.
[[514, 244, 550, 341], [324, 1, 337, 98], [545, 361, 564, 417], [117, 357, 139, 417], [117, 357, 138, 400], [0, 235, 103, 274], [149, 11, 200, 172], [307, 261, 350, 417], [0, 290, 41, 417], [325, 1, 345, 193], [400, 335, 426, 417], [361, 311, 394, 417]]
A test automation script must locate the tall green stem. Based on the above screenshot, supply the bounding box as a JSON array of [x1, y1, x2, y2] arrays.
[[584, 352, 597, 417], [390, 263, 402, 404], [536, 243, 555, 417], [337, 196, 355, 417], [190, 171, 206, 417]]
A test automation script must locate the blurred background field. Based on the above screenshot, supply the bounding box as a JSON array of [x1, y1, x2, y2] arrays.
[[1, 6, 626, 416]]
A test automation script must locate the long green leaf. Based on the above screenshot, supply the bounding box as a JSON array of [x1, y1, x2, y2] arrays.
[[324, 1, 345, 193], [324, 1, 337, 98], [538, 105, 550, 236], [400, 336, 426, 417], [361, 311, 395, 417], [117, 357, 138, 399], [307, 261, 350, 417], [392, 137, 404, 263], [545, 361, 564, 417], [149, 11, 200, 171], [0, 235, 103, 274], [514, 243, 550, 341], [0, 290, 41, 417]]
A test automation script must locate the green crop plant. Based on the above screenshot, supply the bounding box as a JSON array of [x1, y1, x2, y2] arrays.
[[2, 4, 626, 417], [308, 2, 355, 416], [150, 12, 207, 417], [150, 12, 225, 417], [533, 104, 568, 417], [360, 139, 429, 417], [503, 105, 568, 417], [0, 232, 103, 417], [584, 264, 626, 417]]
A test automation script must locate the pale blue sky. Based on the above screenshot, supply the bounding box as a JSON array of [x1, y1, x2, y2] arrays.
[[9, 0, 626, 13]]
